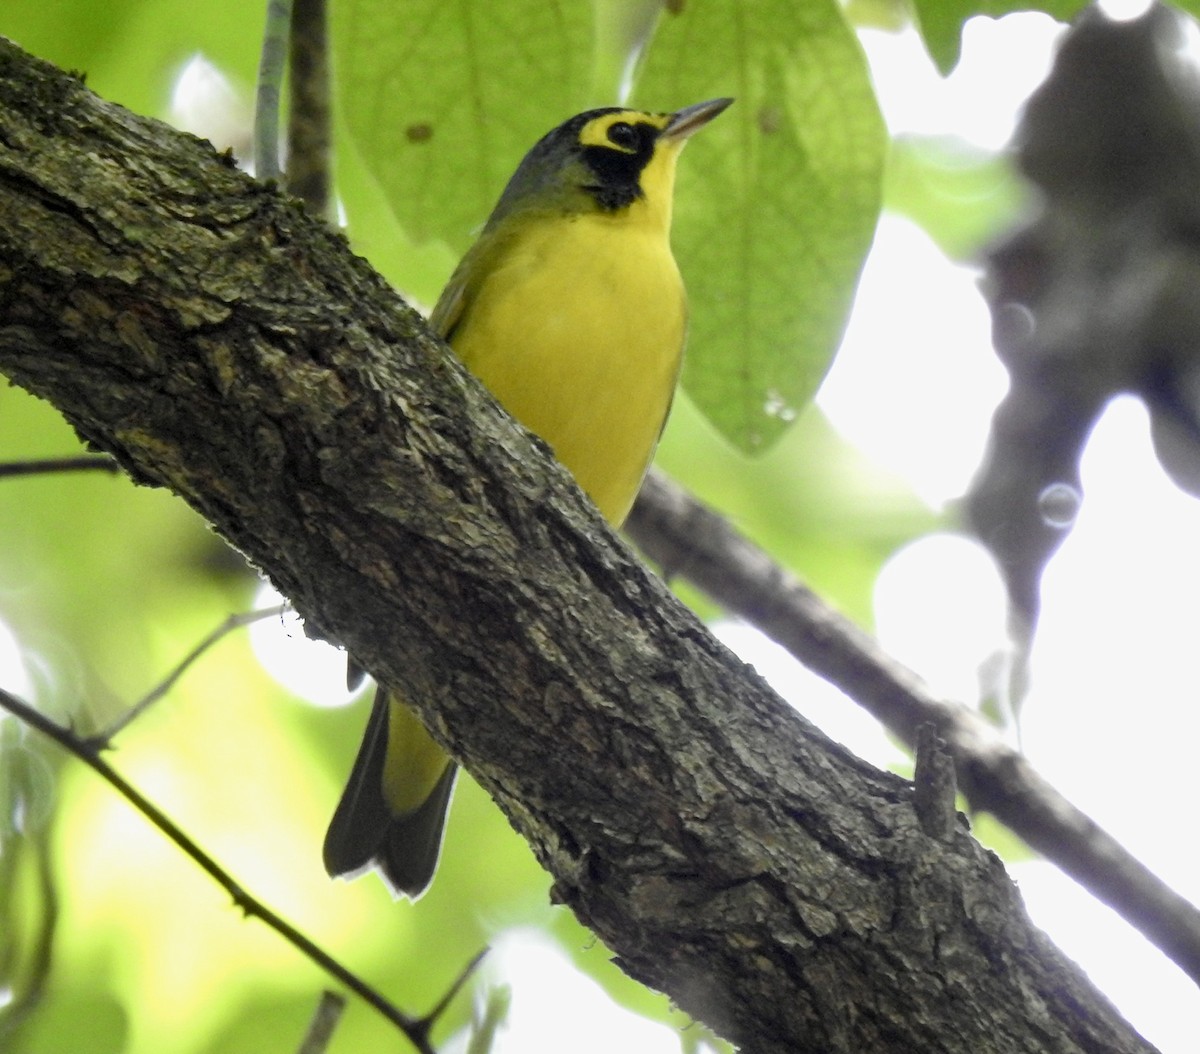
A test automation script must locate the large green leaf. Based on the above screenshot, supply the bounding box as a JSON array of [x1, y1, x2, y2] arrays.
[[335, 0, 884, 454], [333, 0, 593, 251], [635, 0, 886, 452]]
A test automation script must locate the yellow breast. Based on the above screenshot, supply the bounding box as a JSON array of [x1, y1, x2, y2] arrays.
[[450, 208, 685, 525]]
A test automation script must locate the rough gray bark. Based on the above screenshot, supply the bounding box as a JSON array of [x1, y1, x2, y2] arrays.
[[627, 466, 1200, 985], [0, 36, 1157, 1054]]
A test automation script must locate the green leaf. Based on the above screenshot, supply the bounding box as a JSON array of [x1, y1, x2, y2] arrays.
[[335, 0, 883, 454], [333, 0, 593, 253], [635, 0, 886, 452]]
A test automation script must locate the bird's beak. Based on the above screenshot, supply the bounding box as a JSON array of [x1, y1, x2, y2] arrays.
[[662, 97, 733, 142]]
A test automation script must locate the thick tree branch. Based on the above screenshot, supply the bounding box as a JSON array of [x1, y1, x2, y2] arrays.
[[628, 468, 1200, 985], [0, 37, 1159, 1053]]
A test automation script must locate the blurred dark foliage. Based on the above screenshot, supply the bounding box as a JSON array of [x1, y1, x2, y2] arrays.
[[968, 1, 1200, 690]]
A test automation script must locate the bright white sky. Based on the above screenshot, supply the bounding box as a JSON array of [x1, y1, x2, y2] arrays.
[[807, 9, 1200, 1053], [243, 11, 1200, 1050]]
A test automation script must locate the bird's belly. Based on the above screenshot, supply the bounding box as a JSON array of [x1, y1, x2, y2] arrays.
[[453, 217, 685, 525]]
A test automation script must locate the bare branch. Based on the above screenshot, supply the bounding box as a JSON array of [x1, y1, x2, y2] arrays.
[[422, 948, 489, 1037], [286, 0, 332, 218], [0, 741, 58, 1038], [0, 686, 443, 1053], [296, 991, 346, 1054], [97, 605, 285, 743], [627, 466, 1200, 985], [254, 0, 292, 179], [0, 455, 119, 478]]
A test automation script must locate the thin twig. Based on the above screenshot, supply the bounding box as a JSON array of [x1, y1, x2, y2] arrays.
[[0, 743, 58, 1038], [254, 0, 292, 180], [0, 456, 119, 478], [97, 605, 286, 744], [286, 0, 331, 217], [625, 466, 1200, 986], [421, 947, 489, 1038], [465, 984, 511, 1054], [296, 990, 346, 1054], [0, 686, 439, 1052]]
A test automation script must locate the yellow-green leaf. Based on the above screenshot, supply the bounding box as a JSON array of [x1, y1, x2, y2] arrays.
[[333, 0, 592, 251], [636, 0, 886, 452]]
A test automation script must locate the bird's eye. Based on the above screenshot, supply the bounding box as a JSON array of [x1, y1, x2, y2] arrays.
[[607, 122, 638, 150]]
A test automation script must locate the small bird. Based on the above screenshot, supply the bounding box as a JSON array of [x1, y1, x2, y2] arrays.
[[323, 97, 733, 898]]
